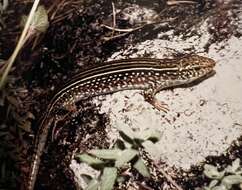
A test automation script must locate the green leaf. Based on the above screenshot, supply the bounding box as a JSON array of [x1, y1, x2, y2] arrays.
[[32, 6, 49, 32], [116, 176, 125, 183], [226, 158, 241, 174], [122, 139, 133, 149], [204, 164, 225, 179], [115, 149, 138, 168], [210, 185, 227, 190], [20, 15, 28, 28], [208, 180, 218, 188], [203, 187, 211, 190], [116, 123, 135, 143], [100, 167, 117, 190], [232, 159, 240, 169], [114, 139, 126, 150], [76, 153, 104, 165], [89, 149, 122, 160], [85, 179, 99, 190], [142, 141, 160, 160], [135, 129, 160, 143], [80, 174, 93, 184], [222, 175, 242, 185], [235, 170, 242, 175], [133, 158, 150, 178]]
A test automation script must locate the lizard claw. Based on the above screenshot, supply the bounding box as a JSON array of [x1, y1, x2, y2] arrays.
[[146, 96, 169, 113]]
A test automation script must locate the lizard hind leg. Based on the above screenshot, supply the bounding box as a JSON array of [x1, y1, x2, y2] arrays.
[[51, 99, 95, 141], [51, 103, 78, 141]]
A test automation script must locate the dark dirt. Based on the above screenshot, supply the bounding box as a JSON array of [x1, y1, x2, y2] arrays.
[[0, 0, 242, 190]]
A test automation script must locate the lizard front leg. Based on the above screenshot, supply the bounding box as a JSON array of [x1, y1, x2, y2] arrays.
[[142, 85, 169, 112]]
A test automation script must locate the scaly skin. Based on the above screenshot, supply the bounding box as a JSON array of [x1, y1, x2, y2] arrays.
[[27, 55, 216, 190]]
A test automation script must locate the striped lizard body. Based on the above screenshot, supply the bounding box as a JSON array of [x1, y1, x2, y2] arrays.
[[27, 55, 216, 190]]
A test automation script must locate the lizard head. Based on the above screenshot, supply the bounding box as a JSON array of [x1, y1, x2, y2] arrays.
[[169, 55, 216, 85], [157, 55, 216, 88]]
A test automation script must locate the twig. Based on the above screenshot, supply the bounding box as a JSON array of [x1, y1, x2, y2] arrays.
[[103, 32, 131, 41], [111, 2, 116, 36], [101, 24, 145, 33], [102, 16, 176, 33], [52, 8, 76, 24], [102, 22, 161, 42], [167, 0, 197, 6], [234, 123, 242, 127], [31, 33, 40, 50], [102, 25, 146, 42], [102, 15, 176, 42], [153, 161, 184, 190], [2, 0, 8, 11], [48, 0, 84, 24]]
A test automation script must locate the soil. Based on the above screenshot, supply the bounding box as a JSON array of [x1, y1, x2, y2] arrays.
[[0, 0, 242, 190]]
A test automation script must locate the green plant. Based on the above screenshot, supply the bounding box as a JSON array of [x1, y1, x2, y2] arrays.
[[76, 125, 161, 190], [203, 158, 242, 190]]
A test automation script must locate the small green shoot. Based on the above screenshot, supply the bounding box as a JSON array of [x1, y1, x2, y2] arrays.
[[133, 158, 150, 178], [76, 153, 104, 166], [85, 179, 99, 190], [88, 149, 122, 160], [203, 158, 242, 190], [100, 167, 117, 190], [115, 149, 138, 168], [21, 5, 49, 34], [76, 125, 161, 189]]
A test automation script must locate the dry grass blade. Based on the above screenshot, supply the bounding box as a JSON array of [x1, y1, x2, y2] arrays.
[[167, 0, 197, 6], [0, 0, 40, 89]]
